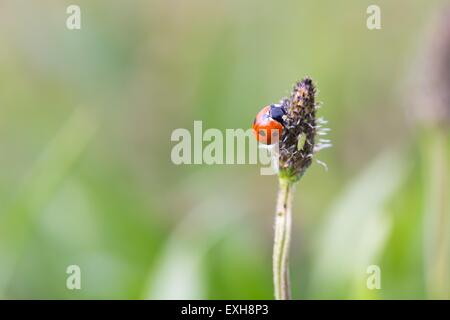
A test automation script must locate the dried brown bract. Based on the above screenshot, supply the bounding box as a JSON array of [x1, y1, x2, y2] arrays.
[[279, 77, 329, 181]]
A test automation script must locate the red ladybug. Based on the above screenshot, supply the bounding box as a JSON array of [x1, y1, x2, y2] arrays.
[[252, 104, 286, 144]]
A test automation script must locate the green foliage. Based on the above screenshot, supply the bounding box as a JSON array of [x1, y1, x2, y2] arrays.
[[0, 0, 448, 299]]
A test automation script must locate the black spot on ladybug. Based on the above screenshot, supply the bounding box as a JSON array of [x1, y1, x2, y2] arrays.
[[259, 129, 266, 136]]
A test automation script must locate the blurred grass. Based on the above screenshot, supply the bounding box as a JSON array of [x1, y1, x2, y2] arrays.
[[421, 129, 450, 299], [310, 150, 408, 299], [0, 108, 97, 297], [0, 0, 448, 299]]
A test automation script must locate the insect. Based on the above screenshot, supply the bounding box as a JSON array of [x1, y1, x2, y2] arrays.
[[252, 104, 286, 144]]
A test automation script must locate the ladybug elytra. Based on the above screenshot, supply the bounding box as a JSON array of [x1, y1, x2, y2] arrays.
[[252, 104, 286, 145]]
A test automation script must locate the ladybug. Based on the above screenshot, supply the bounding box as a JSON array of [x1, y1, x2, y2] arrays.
[[252, 104, 286, 144]]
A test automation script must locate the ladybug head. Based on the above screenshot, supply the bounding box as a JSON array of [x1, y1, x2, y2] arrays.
[[269, 104, 286, 126]]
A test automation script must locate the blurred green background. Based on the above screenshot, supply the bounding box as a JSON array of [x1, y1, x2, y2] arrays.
[[0, 0, 449, 299]]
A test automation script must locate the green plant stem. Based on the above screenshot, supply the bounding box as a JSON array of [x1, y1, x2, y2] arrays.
[[423, 128, 450, 299], [273, 178, 294, 300]]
